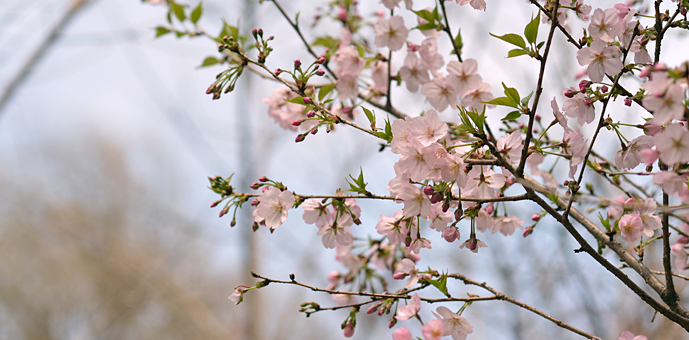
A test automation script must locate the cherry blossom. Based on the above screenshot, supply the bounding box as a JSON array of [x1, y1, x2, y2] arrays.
[[419, 38, 444, 72], [421, 319, 445, 340], [562, 92, 595, 125], [374, 16, 409, 52], [376, 211, 409, 246], [409, 109, 448, 146], [615, 135, 654, 170], [399, 183, 432, 218], [394, 258, 420, 288], [396, 293, 421, 320], [332, 46, 365, 78], [643, 83, 687, 125], [619, 213, 644, 243], [441, 153, 468, 187], [317, 221, 353, 249], [421, 76, 459, 111], [608, 196, 634, 221], [496, 131, 524, 163], [432, 306, 473, 340], [456, 0, 486, 11], [654, 123, 689, 165], [459, 234, 488, 253], [617, 330, 648, 340], [492, 216, 525, 236], [392, 327, 413, 340], [576, 39, 623, 82], [572, 0, 592, 20], [302, 198, 331, 228], [653, 171, 686, 196], [371, 60, 392, 94], [561, 129, 588, 178], [228, 287, 245, 305], [391, 119, 412, 154], [475, 208, 494, 232], [588, 8, 624, 42], [633, 198, 662, 237], [446, 59, 482, 97], [464, 166, 506, 199], [397, 139, 435, 182], [399, 53, 431, 93], [671, 244, 688, 271], [460, 81, 495, 112], [254, 187, 295, 229]]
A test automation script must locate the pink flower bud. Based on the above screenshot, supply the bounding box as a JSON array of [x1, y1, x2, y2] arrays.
[[210, 200, 221, 208], [310, 128, 318, 135], [442, 226, 459, 243], [338, 8, 347, 21], [257, 28, 263, 37], [519, 123, 524, 128], [251, 198, 260, 206], [523, 226, 534, 237], [294, 59, 301, 68], [578, 80, 591, 92], [303, 97, 312, 104], [535, 114, 541, 121], [252, 28, 258, 37], [388, 317, 397, 328], [442, 201, 450, 212], [275, 68, 282, 75], [306, 110, 316, 118], [259, 176, 269, 182], [316, 69, 325, 76], [407, 43, 419, 52], [624, 97, 632, 106], [292, 120, 302, 126], [423, 185, 434, 196], [430, 193, 443, 204], [392, 272, 407, 280], [678, 236, 689, 244], [485, 204, 494, 215], [316, 56, 326, 64], [367, 303, 381, 314], [454, 208, 463, 221], [250, 182, 261, 189], [506, 177, 515, 185], [295, 134, 306, 143], [563, 89, 575, 98], [532, 213, 541, 221], [343, 322, 355, 338], [327, 270, 341, 284], [601, 85, 609, 93]]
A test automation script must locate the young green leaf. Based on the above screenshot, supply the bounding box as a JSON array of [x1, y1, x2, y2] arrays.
[[502, 111, 522, 121], [507, 48, 529, 58], [190, 2, 203, 24], [482, 97, 518, 108], [362, 107, 376, 129], [318, 84, 337, 101], [171, 3, 186, 22], [502, 83, 521, 106], [155, 26, 171, 38], [284, 97, 306, 105], [489, 33, 526, 49], [199, 56, 219, 67], [346, 167, 369, 195], [521, 91, 535, 106], [412, 9, 436, 23], [524, 13, 540, 44], [426, 273, 450, 297]]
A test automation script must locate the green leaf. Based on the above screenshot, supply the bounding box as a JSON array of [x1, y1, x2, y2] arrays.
[[432, 6, 441, 21], [507, 48, 529, 58], [190, 2, 203, 24], [489, 33, 526, 49], [524, 13, 539, 44], [416, 22, 438, 31], [502, 83, 521, 106], [199, 56, 219, 67], [171, 3, 186, 22], [284, 97, 306, 105], [175, 31, 187, 38], [318, 84, 336, 101], [346, 167, 369, 195], [536, 41, 545, 49], [502, 111, 522, 121], [312, 36, 339, 50], [426, 273, 450, 297], [453, 28, 463, 54], [155, 26, 171, 38], [362, 107, 376, 129], [598, 212, 611, 232], [482, 97, 518, 108], [521, 91, 534, 106], [412, 9, 436, 23]]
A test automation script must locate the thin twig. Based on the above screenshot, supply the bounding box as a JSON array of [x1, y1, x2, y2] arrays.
[[439, 0, 463, 62]]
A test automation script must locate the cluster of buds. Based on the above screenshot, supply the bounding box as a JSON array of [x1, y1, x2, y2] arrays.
[[251, 28, 274, 64]]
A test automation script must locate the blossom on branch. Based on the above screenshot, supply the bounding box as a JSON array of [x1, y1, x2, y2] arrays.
[[374, 16, 409, 52], [254, 187, 295, 229], [576, 39, 623, 82]]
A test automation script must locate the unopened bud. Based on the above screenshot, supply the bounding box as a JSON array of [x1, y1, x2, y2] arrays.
[[230, 219, 236, 227], [388, 317, 397, 328], [392, 272, 406, 280], [535, 114, 541, 121], [624, 97, 632, 106], [294, 59, 302, 68], [579, 80, 591, 91], [423, 185, 434, 196], [367, 303, 381, 314], [506, 177, 515, 185], [250, 182, 261, 189], [295, 134, 306, 143], [257, 28, 263, 37], [210, 200, 221, 208], [430, 192, 443, 204], [306, 110, 316, 118], [532, 213, 541, 221], [519, 123, 524, 129], [442, 200, 450, 212], [292, 119, 302, 126], [564, 89, 575, 98], [251, 198, 260, 206], [678, 236, 689, 244], [252, 28, 258, 38], [316, 69, 325, 76], [523, 226, 534, 237], [303, 97, 312, 104], [310, 128, 318, 135], [259, 176, 269, 182], [455, 208, 463, 221], [485, 204, 494, 215], [601, 85, 609, 93], [275, 68, 282, 75], [442, 226, 459, 242], [316, 56, 326, 64], [206, 84, 216, 94]]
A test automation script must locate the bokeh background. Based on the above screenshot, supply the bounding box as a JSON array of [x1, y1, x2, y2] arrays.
[[1, 0, 688, 339]]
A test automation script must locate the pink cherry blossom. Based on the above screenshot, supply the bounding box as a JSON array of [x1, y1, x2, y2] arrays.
[[228, 287, 245, 305], [561, 129, 588, 178], [428, 203, 454, 231], [343, 322, 355, 338], [615, 135, 654, 170], [371, 60, 392, 94], [654, 123, 689, 165], [633, 198, 662, 237], [576, 39, 623, 82], [476, 208, 494, 232], [573, 0, 592, 20], [588, 8, 624, 42], [496, 130, 524, 163], [394, 258, 420, 288], [376, 211, 409, 246], [302, 198, 331, 227], [419, 37, 444, 71], [562, 92, 595, 125], [399, 53, 430, 93], [619, 213, 644, 243], [456, 0, 486, 11], [459, 233, 487, 253], [332, 46, 364, 78], [608, 196, 634, 221], [617, 330, 648, 340], [316, 221, 353, 249], [653, 171, 686, 196], [255, 187, 295, 229], [461, 81, 495, 112], [422, 319, 445, 340], [409, 110, 448, 146], [262, 87, 309, 131], [643, 84, 687, 125], [464, 166, 506, 199], [447, 59, 482, 97], [492, 216, 525, 236], [432, 306, 473, 340], [671, 244, 688, 271], [398, 183, 432, 218], [391, 118, 411, 154], [392, 327, 413, 340], [421, 76, 459, 111], [397, 139, 434, 182], [396, 293, 420, 320], [409, 237, 432, 254], [441, 153, 468, 188], [374, 16, 409, 52], [336, 73, 359, 101]]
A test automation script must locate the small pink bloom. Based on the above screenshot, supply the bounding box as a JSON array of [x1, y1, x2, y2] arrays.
[[671, 244, 688, 271], [461, 81, 495, 112], [255, 187, 295, 229], [374, 16, 409, 51], [421, 76, 459, 112], [654, 123, 689, 165], [653, 171, 686, 196], [617, 330, 648, 340], [432, 306, 473, 339], [447, 59, 482, 97], [576, 39, 623, 82], [392, 327, 412, 340], [422, 319, 445, 340], [456, 0, 486, 11], [396, 293, 421, 320], [589, 8, 624, 42], [492, 216, 525, 236], [343, 322, 355, 338], [399, 53, 430, 93], [619, 213, 644, 243]]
